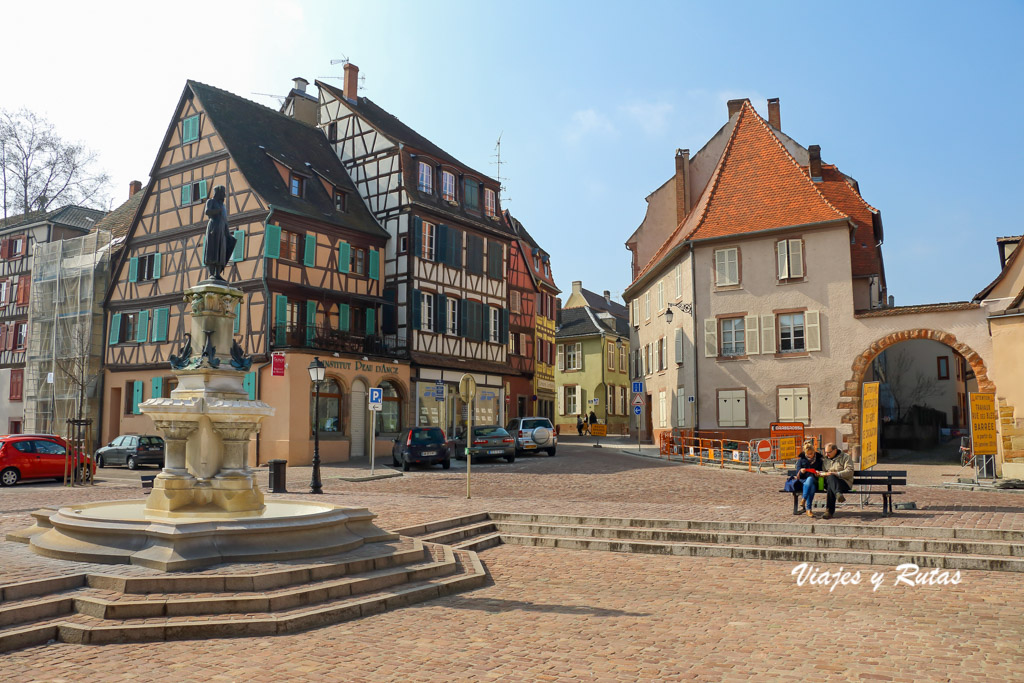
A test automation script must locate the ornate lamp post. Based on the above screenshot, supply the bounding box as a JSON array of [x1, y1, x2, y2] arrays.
[[308, 357, 326, 494]]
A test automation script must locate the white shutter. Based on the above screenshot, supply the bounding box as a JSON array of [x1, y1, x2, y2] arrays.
[[795, 387, 809, 423], [805, 310, 821, 351], [676, 387, 686, 426], [778, 387, 795, 421], [557, 344, 564, 371], [789, 239, 804, 278], [575, 342, 583, 370], [674, 328, 683, 364], [761, 314, 776, 354], [744, 314, 759, 355], [645, 292, 651, 319], [778, 241, 790, 279], [727, 249, 738, 285], [632, 299, 639, 326], [558, 385, 565, 415], [574, 385, 581, 413], [715, 250, 727, 286], [675, 264, 682, 298], [704, 318, 718, 357], [719, 392, 733, 427]]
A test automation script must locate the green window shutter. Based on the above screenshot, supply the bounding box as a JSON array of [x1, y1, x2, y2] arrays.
[[198, 180, 208, 201], [338, 241, 350, 273], [243, 372, 256, 400], [368, 249, 380, 280], [152, 377, 163, 400], [411, 290, 421, 331], [136, 310, 150, 343], [436, 224, 447, 265], [481, 305, 490, 342], [501, 308, 509, 345], [128, 257, 138, 283], [366, 308, 376, 336], [412, 217, 422, 257], [153, 252, 162, 279], [306, 301, 316, 345], [437, 294, 448, 333], [233, 301, 241, 334], [460, 300, 470, 339], [451, 229, 463, 268], [153, 307, 169, 342], [109, 312, 121, 345], [231, 229, 245, 262], [264, 224, 281, 259], [132, 380, 143, 415], [180, 185, 191, 206], [339, 303, 350, 332], [275, 294, 288, 347], [304, 233, 317, 267]]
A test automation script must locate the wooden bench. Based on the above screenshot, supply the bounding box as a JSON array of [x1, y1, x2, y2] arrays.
[[141, 475, 156, 491], [782, 469, 907, 517]]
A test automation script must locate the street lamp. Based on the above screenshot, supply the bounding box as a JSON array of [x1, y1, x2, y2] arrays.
[[664, 302, 694, 323], [308, 357, 326, 494]]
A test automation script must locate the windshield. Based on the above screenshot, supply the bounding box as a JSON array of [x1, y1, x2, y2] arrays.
[[473, 426, 507, 438], [140, 437, 164, 447], [411, 428, 445, 444], [522, 419, 551, 430]]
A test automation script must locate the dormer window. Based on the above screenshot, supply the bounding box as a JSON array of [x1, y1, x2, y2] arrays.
[[327, 121, 338, 143], [442, 171, 456, 202], [417, 161, 433, 194], [290, 174, 304, 197], [334, 190, 346, 212], [484, 188, 496, 217], [463, 178, 480, 210]]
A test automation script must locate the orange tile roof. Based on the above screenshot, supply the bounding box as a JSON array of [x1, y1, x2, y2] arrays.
[[815, 164, 881, 278]]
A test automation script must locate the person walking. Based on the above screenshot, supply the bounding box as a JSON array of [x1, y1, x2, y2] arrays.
[[588, 410, 598, 436], [577, 414, 585, 436]]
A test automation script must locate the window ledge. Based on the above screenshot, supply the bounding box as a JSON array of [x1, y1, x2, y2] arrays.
[[774, 352, 811, 359], [717, 355, 749, 362], [714, 284, 742, 292], [776, 278, 806, 285]]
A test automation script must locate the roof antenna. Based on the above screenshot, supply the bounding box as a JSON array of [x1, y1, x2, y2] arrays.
[[252, 92, 286, 104], [492, 133, 509, 204]]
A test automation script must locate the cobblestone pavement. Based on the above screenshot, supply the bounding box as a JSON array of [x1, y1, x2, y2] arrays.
[[2, 442, 1024, 681]]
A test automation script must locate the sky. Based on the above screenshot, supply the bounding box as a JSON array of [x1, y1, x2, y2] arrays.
[[3, 0, 1021, 306]]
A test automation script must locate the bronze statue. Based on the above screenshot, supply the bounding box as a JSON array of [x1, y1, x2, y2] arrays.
[[203, 185, 236, 281]]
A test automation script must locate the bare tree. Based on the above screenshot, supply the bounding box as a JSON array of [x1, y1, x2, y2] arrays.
[[0, 108, 110, 220], [886, 348, 944, 422]]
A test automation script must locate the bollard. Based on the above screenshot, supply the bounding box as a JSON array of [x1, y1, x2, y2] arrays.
[[268, 459, 288, 493]]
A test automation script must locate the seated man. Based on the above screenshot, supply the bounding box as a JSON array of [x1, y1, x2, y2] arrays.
[[821, 443, 854, 519]]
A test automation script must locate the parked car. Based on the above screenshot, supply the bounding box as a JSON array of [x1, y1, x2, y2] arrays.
[[505, 417, 557, 456], [453, 425, 516, 463], [391, 427, 450, 471], [94, 435, 166, 470], [0, 434, 94, 486]]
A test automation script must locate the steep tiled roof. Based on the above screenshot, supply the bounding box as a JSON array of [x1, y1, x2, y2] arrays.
[[854, 302, 979, 318], [189, 81, 387, 240], [815, 164, 881, 277], [505, 211, 558, 291], [975, 232, 1024, 301], [575, 286, 628, 319], [93, 187, 147, 241], [556, 307, 600, 338], [0, 205, 104, 233]]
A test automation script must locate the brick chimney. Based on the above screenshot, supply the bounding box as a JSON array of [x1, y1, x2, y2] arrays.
[[674, 148, 691, 226], [128, 180, 142, 198], [343, 63, 359, 101], [603, 290, 611, 305], [808, 145, 823, 182], [727, 99, 746, 118], [767, 97, 781, 130]]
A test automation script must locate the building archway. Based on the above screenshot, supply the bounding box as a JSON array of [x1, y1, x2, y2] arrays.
[[840, 329, 996, 448]]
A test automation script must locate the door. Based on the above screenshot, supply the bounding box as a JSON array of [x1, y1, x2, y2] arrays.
[[33, 439, 67, 478], [644, 394, 654, 443], [517, 396, 527, 419], [351, 379, 367, 458]]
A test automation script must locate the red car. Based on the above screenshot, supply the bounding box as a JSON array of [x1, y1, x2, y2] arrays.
[[0, 434, 95, 486]]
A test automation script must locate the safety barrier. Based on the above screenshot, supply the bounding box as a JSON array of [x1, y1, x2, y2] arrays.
[[657, 429, 825, 472]]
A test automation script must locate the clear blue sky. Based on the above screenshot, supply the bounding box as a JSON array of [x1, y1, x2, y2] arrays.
[[5, 0, 1021, 305]]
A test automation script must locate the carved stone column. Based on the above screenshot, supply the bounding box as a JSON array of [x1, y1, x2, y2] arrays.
[[209, 421, 265, 513], [153, 420, 198, 478], [212, 422, 260, 475]]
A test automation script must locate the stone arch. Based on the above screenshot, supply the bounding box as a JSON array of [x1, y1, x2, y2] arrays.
[[840, 328, 995, 446]]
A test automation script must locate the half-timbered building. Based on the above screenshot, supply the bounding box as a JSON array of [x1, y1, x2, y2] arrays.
[[317, 64, 514, 435], [505, 211, 560, 422], [103, 80, 408, 465], [0, 205, 106, 434]]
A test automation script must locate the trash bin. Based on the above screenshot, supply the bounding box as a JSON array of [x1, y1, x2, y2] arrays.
[[268, 459, 287, 493]]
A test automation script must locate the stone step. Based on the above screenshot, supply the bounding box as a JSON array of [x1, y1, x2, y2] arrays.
[[500, 533, 1024, 572], [419, 521, 498, 546], [0, 548, 487, 652], [452, 532, 503, 552], [490, 521, 1024, 558], [390, 513, 491, 538]]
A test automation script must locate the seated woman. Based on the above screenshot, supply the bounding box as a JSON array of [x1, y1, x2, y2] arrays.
[[795, 441, 824, 517]]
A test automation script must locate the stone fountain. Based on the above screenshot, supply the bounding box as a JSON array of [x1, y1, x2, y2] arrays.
[[9, 188, 395, 570]]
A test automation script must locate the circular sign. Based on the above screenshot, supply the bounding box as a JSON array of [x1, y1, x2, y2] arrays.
[[633, 405, 642, 416], [756, 440, 773, 461], [458, 374, 477, 403]]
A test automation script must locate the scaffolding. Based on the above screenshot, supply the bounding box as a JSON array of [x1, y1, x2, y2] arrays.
[[23, 230, 111, 449]]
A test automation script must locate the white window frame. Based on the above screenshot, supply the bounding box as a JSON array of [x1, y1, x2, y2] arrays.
[[644, 291, 651, 320], [489, 307, 500, 343], [658, 389, 667, 428], [675, 264, 682, 299], [421, 221, 436, 261], [607, 342, 615, 371], [777, 238, 805, 280], [442, 171, 456, 201], [714, 247, 739, 287], [12, 236, 25, 257], [676, 386, 686, 427], [484, 188, 496, 217], [607, 385, 616, 415], [675, 328, 684, 365], [721, 317, 745, 357], [0, 281, 7, 303], [632, 299, 640, 326], [446, 298, 459, 335], [778, 312, 806, 354], [718, 389, 747, 427], [565, 385, 579, 415], [421, 293, 435, 332], [418, 162, 434, 194], [778, 386, 810, 424], [619, 386, 627, 415], [657, 281, 664, 311], [565, 342, 582, 370], [619, 345, 627, 372], [510, 290, 522, 314]]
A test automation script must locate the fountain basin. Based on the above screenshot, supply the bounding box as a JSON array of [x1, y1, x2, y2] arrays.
[[9, 499, 398, 571]]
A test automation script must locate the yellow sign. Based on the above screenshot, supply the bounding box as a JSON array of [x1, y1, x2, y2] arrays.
[[590, 424, 607, 437], [970, 393, 998, 456], [777, 436, 798, 461], [861, 381, 880, 471]]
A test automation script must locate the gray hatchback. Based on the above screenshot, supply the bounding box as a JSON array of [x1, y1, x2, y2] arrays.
[[95, 435, 165, 469], [453, 425, 516, 462]]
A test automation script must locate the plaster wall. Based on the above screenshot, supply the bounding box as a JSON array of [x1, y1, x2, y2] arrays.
[[554, 335, 630, 435], [629, 181, 676, 273], [0, 368, 21, 431]]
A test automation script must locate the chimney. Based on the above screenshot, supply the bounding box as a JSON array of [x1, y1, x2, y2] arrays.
[[603, 290, 611, 305], [767, 97, 781, 130], [292, 77, 308, 93], [808, 145, 823, 182], [727, 99, 746, 119], [128, 180, 142, 198], [674, 148, 691, 225], [343, 62, 359, 101]]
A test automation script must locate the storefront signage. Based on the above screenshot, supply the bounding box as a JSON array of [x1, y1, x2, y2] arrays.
[[323, 359, 400, 375], [861, 382, 880, 470], [272, 352, 286, 377], [969, 393, 998, 456], [435, 381, 445, 402]]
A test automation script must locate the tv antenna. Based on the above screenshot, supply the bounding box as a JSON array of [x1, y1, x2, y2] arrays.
[[252, 92, 286, 104], [325, 56, 366, 93], [492, 133, 509, 203]]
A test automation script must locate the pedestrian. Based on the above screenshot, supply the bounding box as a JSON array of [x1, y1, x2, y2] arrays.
[[577, 414, 585, 436], [588, 410, 597, 435], [820, 443, 854, 519]]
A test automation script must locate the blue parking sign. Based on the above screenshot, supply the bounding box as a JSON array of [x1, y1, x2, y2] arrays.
[[369, 387, 383, 406], [633, 405, 642, 416], [631, 381, 643, 394]]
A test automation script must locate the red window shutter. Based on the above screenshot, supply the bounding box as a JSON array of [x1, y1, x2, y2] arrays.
[[0, 324, 6, 349], [5, 324, 12, 351], [17, 276, 28, 305], [0, 240, 7, 259]]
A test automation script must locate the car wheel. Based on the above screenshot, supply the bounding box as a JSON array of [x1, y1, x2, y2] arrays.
[[506, 454, 516, 463], [127, 456, 138, 470], [0, 467, 20, 487], [402, 454, 410, 472], [442, 458, 451, 470], [96, 454, 105, 468], [547, 448, 557, 457]]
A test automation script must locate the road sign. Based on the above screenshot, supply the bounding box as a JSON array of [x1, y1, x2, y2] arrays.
[[591, 424, 607, 437], [458, 374, 477, 403], [368, 387, 383, 411], [756, 440, 773, 461], [631, 381, 644, 394], [970, 392, 998, 456], [633, 405, 642, 416], [631, 394, 644, 407], [272, 352, 286, 377], [861, 382, 880, 470], [589, 398, 599, 405], [435, 381, 445, 402]]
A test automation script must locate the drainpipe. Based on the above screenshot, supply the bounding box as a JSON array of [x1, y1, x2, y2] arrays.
[[255, 206, 276, 466], [689, 243, 699, 435]]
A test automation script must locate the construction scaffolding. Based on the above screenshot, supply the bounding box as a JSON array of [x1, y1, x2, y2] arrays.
[[23, 230, 112, 449]]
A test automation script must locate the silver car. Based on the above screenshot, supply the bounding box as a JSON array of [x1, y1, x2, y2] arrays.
[[505, 417, 557, 457], [454, 425, 516, 463]]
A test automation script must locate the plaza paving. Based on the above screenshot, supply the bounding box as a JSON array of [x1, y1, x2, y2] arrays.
[[1, 440, 1023, 681]]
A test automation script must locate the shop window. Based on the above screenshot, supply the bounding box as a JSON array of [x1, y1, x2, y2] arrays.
[[311, 377, 347, 436], [380, 381, 403, 433]]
